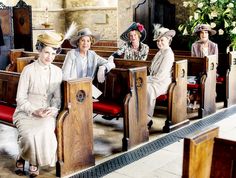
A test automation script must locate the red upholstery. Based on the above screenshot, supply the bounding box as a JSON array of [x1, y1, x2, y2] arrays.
[[93, 101, 122, 116], [156, 94, 168, 102], [217, 76, 225, 83], [187, 83, 200, 89], [0, 105, 15, 123]]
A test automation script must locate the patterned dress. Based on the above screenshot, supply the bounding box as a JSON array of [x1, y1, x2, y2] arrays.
[[112, 42, 149, 61], [13, 60, 62, 166]]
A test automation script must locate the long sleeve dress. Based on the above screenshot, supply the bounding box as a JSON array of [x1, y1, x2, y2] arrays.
[[147, 47, 174, 117], [62, 49, 115, 80], [13, 60, 62, 166]]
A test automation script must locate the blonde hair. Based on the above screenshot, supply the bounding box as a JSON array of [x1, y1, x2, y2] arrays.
[[128, 30, 141, 40]]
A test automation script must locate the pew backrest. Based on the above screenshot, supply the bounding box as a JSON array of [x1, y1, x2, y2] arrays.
[[182, 125, 219, 178]]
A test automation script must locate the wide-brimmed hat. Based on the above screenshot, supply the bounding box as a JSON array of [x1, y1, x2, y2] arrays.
[[70, 28, 97, 47], [120, 22, 147, 42], [193, 24, 216, 36], [153, 24, 176, 41], [37, 31, 64, 48]]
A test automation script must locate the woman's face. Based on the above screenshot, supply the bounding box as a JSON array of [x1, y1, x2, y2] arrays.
[[199, 30, 209, 42], [156, 36, 170, 49], [77, 36, 91, 52], [39, 46, 57, 65], [129, 30, 140, 44]]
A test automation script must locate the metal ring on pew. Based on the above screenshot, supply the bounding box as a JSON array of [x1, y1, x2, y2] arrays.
[[76, 90, 86, 102], [181, 69, 185, 78], [136, 77, 143, 88], [210, 62, 214, 70]]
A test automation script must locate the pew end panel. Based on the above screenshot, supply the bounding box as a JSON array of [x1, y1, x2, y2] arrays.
[[210, 137, 236, 178], [199, 55, 217, 118], [175, 55, 217, 118], [7, 49, 25, 71], [182, 125, 219, 178], [225, 51, 236, 107], [56, 78, 94, 177], [93, 67, 149, 151], [163, 60, 189, 132]]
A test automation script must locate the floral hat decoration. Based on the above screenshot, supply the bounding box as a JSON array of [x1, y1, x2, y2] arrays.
[[120, 22, 147, 42], [153, 24, 176, 41], [193, 24, 216, 36]]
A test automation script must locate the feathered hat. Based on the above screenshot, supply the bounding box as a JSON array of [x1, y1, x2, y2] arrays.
[[37, 21, 77, 48], [153, 24, 176, 41], [120, 22, 147, 42], [70, 28, 99, 47]]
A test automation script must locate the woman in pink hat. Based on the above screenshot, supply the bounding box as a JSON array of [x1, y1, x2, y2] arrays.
[[147, 24, 176, 129], [108, 22, 149, 61], [191, 24, 218, 57]]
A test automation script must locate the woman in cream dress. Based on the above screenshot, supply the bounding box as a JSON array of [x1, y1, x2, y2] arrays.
[[13, 31, 64, 177], [147, 24, 176, 128]]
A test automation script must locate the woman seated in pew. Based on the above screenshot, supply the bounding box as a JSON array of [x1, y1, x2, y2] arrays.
[[108, 22, 149, 61], [62, 28, 115, 83], [147, 24, 176, 129], [13, 31, 65, 177], [191, 24, 218, 57]]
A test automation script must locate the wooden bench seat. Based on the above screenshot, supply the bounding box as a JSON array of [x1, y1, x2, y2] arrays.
[[182, 125, 219, 178], [183, 125, 236, 178], [93, 67, 149, 151], [175, 55, 217, 118], [0, 69, 95, 178], [114, 59, 189, 132]]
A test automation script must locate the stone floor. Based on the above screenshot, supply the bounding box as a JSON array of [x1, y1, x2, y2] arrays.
[[1, 102, 234, 178]]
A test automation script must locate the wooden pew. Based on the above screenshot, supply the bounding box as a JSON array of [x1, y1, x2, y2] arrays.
[[93, 67, 149, 151], [182, 125, 219, 178], [0, 70, 95, 178], [210, 137, 236, 178], [114, 59, 189, 132], [9, 51, 149, 151], [7, 49, 66, 72], [225, 51, 236, 107], [175, 55, 217, 118]]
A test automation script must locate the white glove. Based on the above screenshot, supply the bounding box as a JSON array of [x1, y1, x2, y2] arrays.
[[97, 66, 106, 83], [107, 56, 116, 69], [108, 56, 114, 62]]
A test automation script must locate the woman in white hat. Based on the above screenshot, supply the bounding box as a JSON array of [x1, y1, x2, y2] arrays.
[[62, 28, 115, 83], [147, 24, 176, 129], [13, 31, 64, 177], [108, 22, 149, 61], [191, 24, 218, 57]]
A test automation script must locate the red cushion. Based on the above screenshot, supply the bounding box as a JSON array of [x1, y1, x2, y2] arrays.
[[188, 83, 200, 89], [217, 76, 224, 83], [0, 105, 15, 123], [156, 94, 167, 102], [93, 101, 122, 116]]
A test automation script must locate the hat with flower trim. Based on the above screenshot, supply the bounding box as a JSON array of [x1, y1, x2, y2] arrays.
[[120, 22, 147, 42], [193, 24, 216, 36]]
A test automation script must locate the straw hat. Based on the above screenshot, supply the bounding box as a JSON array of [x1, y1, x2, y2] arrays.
[[193, 24, 216, 36], [120, 22, 147, 42], [70, 28, 97, 47], [153, 24, 176, 41], [37, 31, 64, 48]]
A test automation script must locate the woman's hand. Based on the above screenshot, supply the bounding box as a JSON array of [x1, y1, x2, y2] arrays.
[[97, 66, 106, 83], [32, 108, 53, 118]]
